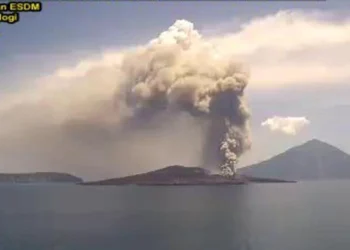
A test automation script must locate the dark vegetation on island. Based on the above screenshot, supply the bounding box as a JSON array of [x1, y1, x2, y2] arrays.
[[0, 172, 82, 184], [81, 165, 295, 186]]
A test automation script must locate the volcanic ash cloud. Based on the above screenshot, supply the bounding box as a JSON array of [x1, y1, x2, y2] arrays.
[[0, 20, 251, 178], [118, 20, 252, 175]]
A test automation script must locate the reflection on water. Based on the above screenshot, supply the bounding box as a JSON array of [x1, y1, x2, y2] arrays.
[[1, 181, 350, 250]]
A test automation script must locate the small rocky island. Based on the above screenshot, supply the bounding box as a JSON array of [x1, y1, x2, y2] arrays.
[[0, 172, 82, 184], [82, 165, 295, 186]]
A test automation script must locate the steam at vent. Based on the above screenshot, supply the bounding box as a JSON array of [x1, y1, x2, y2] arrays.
[[119, 20, 251, 175]]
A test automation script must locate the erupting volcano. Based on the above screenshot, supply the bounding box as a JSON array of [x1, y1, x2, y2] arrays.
[[118, 20, 251, 175]]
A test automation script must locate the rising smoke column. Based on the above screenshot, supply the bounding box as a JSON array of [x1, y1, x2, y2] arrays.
[[0, 19, 251, 178], [118, 20, 251, 175]]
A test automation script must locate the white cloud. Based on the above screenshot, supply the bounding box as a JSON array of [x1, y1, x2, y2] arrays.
[[41, 10, 350, 90], [210, 10, 350, 88], [261, 116, 310, 135]]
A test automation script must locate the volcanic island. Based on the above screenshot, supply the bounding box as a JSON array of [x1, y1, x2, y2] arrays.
[[81, 165, 295, 186]]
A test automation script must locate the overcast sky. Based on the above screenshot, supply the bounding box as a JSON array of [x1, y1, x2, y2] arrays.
[[0, 0, 349, 179]]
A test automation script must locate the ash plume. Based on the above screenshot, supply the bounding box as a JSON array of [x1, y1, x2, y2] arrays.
[[119, 20, 251, 175], [0, 20, 251, 178]]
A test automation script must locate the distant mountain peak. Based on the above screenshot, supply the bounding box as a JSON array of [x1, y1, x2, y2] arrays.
[[304, 138, 324, 144], [291, 139, 343, 153], [302, 139, 330, 146], [239, 139, 350, 180]]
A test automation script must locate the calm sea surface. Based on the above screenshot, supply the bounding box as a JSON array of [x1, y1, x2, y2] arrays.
[[1, 181, 350, 250]]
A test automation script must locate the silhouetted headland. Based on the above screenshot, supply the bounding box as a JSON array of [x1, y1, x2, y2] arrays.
[[0, 172, 82, 183]]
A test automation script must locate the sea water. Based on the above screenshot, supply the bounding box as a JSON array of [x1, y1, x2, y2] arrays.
[[0, 181, 350, 250]]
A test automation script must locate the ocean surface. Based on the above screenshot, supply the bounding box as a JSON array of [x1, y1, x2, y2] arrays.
[[1, 181, 350, 250]]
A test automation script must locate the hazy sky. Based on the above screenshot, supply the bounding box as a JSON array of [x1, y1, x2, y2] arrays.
[[0, 0, 350, 179]]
